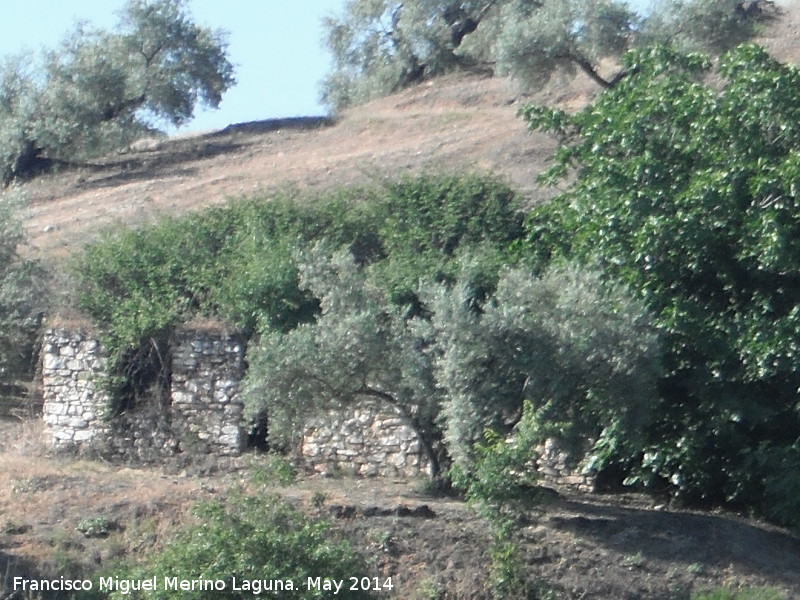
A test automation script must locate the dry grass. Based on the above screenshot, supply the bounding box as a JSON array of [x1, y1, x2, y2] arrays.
[[1, 419, 799, 599]]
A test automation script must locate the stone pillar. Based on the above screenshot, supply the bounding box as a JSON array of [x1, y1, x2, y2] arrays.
[[41, 327, 111, 451], [170, 323, 246, 456]]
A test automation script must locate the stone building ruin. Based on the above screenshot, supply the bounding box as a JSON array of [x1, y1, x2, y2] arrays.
[[42, 320, 246, 464], [40, 317, 591, 487], [40, 318, 433, 478]]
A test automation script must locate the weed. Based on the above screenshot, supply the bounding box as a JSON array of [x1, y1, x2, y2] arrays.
[[311, 490, 329, 510], [413, 578, 444, 600], [687, 562, 705, 575], [691, 587, 786, 600], [623, 551, 646, 569], [1, 519, 30, 534], [76, 516, 117, 538], [250, 453, 297, 487]]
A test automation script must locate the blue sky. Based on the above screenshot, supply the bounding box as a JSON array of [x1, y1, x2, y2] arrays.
[[0, 0, 653, 134], [0, 1, 347, 133]]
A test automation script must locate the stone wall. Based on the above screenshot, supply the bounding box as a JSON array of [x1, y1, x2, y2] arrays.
[[42, 327, 111, 449], [536, 437, 595, 492], [41, 322, 246, 464], [170, 325, 246, 456], [41, 324, 591, 488], [300, 402, 431, 478]]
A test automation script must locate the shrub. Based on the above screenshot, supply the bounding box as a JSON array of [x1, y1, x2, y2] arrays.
[[75, 174, 524, 414], [101, 493, 377, 600]]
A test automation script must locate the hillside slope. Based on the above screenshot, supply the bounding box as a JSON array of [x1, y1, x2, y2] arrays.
[[20, 2, 800, 263], [21, 73, 557, 263]]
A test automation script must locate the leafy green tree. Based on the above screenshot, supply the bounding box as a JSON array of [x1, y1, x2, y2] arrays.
[[521, 43, 800, 526], [242, 244, 446, 477], [0, 0, 234, 184], [0, 192, 46, 394], [321, 0, 774, 110]]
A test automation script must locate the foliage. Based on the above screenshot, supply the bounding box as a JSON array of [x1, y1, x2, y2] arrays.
[[0, 192, 46, 389], [427, 263, 660, 475], [76, 174, 522, 416], [101, 493, 376, 600], [321, 0, 772, 110], [242, 244, 445, 476], [321, 0, 493, 109], [371, 173, 523, 306], [249, 453, 298, 487], [642, 0, 779, 54], [691, 587, 786, 600], [243, 246, 658, 487], [0, 0, 234, 183], [520, 43, 800, 527]]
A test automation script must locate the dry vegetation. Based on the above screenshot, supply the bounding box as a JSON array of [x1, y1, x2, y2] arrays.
[[4, 4, 800, 600], [1, 419, 799, 600]]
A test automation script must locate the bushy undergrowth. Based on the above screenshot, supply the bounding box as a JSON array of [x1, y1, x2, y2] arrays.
[[95, 493, 376, 600], [75, 173, 523, 410]]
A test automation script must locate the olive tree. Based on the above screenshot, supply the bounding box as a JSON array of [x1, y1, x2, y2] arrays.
[[242, 244, 446, 477], [242, 244, 659, 484], [425, 262, 660, 476], [321, 0, 776, 110], [0, 0, 234, 184], [0, 193, 46, 394]]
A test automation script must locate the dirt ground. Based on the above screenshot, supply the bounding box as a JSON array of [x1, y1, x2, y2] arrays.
[[1, 420, 798, 600]]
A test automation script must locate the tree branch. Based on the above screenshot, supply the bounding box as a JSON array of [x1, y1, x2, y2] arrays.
[[568, 53, 613, 89], [101, 93, 147, 122]]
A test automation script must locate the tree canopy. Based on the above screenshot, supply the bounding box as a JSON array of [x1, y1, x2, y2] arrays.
[[521, 42, 800, 527], [321, 0, 778, 110], [0, 193, 46, 392], [0, 0, 234, 184]]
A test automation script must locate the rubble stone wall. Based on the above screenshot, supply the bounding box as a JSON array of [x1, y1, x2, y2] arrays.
[[300, 402, 431, 478], [42, 328, 111, 449], [170, 326, 247, 456], [41, 325, 591, 488], [536, 437, 595, 492], [41, 323, 246, 462]]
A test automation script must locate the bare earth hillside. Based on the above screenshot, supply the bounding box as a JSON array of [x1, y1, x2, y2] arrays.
[[21, 70, 585, 263]]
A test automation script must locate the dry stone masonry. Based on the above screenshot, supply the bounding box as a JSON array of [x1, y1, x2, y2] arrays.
[[41, 321, 591, 488], [536, 437, 595, 492], [300, 401, 431, 478], [170, 325, 246, 456], [42, 327, 111, 449], [41, 321, 246, 465]]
